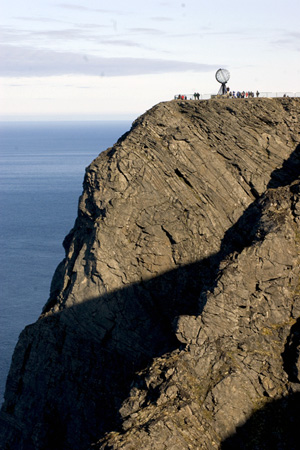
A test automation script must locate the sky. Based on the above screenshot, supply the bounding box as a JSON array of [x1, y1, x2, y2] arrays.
[[0, 0, 299, 120]]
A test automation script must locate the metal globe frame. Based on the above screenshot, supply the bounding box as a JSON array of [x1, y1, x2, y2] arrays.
[[215, 69, 230, 95]]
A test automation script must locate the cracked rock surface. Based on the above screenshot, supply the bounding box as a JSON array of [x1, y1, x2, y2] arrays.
[[0, 97, 300, 449]]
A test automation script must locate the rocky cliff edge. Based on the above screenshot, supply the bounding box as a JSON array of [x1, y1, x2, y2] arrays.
[[0, 97, 300, 449]]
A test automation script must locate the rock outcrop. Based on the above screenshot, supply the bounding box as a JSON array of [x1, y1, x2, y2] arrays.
[[0, 97, 299, 449]]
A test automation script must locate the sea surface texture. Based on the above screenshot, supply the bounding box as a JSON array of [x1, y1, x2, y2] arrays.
[[0, 120, 131, 403]]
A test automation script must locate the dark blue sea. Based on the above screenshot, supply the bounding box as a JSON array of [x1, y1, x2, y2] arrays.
[[0, 120, 132, 404]]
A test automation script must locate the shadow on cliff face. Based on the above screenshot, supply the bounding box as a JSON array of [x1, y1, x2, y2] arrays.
[[1, 206, 264, 450], [2, 145, 300, 450], [282, 317, 300, 383], [0, 196, 273, 448], [2, 258, 217, 449], [221, 392, 300, 450], [268, 144, 300, 189]]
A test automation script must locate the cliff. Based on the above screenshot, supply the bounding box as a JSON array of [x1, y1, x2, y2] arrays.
[[0, 97, 300, 449]]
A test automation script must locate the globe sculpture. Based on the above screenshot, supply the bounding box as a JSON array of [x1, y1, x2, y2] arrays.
[[215, 68, 230, 95]]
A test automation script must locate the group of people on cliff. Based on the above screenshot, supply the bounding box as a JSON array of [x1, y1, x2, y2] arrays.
[[174, 93, 201, 100], [174, 94, 188, 100], [228, 90, 259, 98], [174, 90, 260, 101]]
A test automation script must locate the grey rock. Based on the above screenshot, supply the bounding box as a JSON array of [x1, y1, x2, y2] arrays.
[[0, 97, 300, 449]]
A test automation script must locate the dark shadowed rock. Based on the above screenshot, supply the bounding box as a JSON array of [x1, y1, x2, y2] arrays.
[[0, 97, 299, 449]]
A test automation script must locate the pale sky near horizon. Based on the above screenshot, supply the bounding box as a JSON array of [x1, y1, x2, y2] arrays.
[[0, 0, 299, 120]]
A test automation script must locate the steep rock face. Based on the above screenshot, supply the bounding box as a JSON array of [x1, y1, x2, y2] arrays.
[[0, 97, 299, 449], [99, 180, 300, 449]]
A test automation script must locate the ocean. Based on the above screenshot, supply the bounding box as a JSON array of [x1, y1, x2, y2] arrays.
[[0, 120, 132, 404]]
